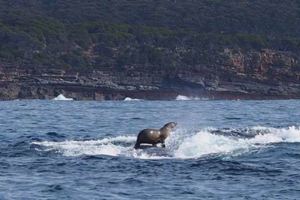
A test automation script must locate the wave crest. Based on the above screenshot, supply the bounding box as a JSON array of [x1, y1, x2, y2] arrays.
[[32, 126, 300, 159]]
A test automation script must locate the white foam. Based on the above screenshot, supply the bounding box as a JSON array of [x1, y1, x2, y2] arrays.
[[33, 126, 300, 159], [53, 94, 73, 101], [175, 95, 207, 101], [174, 126, 300, 159], [176, 95, 193, 101], [124, 97, 141, 101], [33, 136, 136, 157]]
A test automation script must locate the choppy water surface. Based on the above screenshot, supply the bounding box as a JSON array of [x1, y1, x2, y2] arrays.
[[1, 100, 300, 199]]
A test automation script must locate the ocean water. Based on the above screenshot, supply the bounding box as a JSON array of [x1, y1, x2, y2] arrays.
[[1, 100, 300, 199]]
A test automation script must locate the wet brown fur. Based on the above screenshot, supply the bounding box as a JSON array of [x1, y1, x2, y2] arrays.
[[134, 122, 177, 149]]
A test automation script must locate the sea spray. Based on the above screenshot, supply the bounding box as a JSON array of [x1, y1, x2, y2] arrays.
[[33, 126, 300, 159], [174, 126, 300, 159], [33, 136, 136, 157]]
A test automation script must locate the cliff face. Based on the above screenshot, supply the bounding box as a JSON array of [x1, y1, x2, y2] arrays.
[[1, 48, 299, 100], [0, 0, 300, 100]]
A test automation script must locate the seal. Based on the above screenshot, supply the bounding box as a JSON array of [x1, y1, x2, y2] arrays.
[[134, 122, 177, 149]]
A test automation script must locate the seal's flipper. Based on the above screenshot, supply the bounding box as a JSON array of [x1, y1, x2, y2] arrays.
[[134, 143, 140, 149], [135, 144, 159, 150]]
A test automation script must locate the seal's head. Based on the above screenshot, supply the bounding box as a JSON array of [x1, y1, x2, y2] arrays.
[[162, 122, 177, 130], [159, 122, 177, 140]]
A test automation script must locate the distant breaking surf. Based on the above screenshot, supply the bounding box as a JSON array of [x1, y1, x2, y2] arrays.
[[53, 94, 73, 101], [123, 97, 141, 101], [175, 95, 208, 101]]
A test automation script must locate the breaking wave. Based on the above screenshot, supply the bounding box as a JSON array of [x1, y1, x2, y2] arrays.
[[33, 136, 135, 157], [176, 95, 198, 101], [32, 126, 300, 159], [175, 95, 208, 101], [53, 94, 73, 101], [123, 97, 141, 101]]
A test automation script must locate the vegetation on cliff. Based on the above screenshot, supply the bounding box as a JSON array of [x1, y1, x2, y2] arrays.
[[1, 0, 300, 71]]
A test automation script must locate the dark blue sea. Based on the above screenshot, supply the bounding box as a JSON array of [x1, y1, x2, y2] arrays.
[[1, 99, 300, 199]]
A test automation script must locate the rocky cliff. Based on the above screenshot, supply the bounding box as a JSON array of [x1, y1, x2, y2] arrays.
[[1, 48, 299, 100], [0, 0, 300, 100]]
